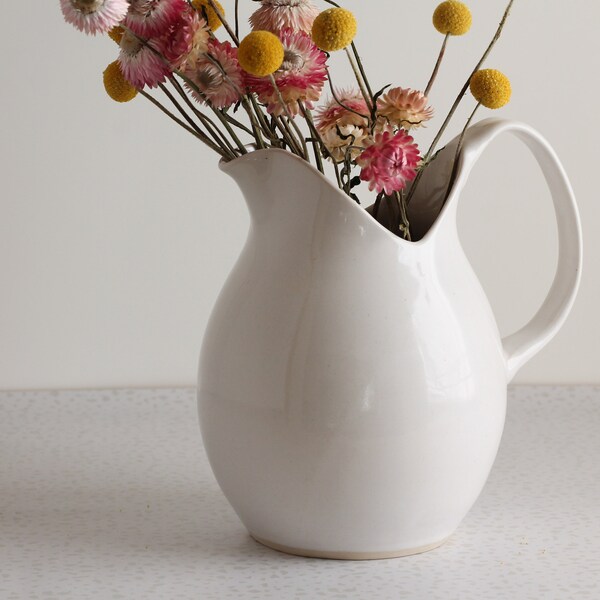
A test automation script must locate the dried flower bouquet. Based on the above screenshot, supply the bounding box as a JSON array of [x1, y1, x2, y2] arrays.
[[60, 0, 515, 241]]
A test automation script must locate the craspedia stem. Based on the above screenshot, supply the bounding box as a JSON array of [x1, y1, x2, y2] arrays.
[[424, 33, 449, 97], [406, 0, 515, 207]]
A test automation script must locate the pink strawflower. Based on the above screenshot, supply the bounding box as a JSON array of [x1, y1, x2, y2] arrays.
[[356, 128, 421, 195], [159, 7, 201, 69], [183, 39, 244, 109], [315, 89, 371, 162], [125, 0, 188, 38], [249, 0, 319, 35], [378, 87, 434, 130], [246, 29, 327, 116], [118, 30, 171, 89], [60, 0, 129, 35], [315, 89, 369, 130]]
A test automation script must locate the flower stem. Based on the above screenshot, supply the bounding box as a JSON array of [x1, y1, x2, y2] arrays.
[[167, 77, 239, 157], [350, 42, 376, 107], [247, 94, 282, 147], [139, 90, 228, 158], [174, 68, 251, 148], [234, 0, 240, 39], [440, 102, 481, 209], [344, 47, 373, 114], [395, 191, 411, 240], [424, 33, 449, 97], [298, 101, 325, 174], [299, 100, 342, 187], [274, 115, 303, 156], [158, 82, 236, 160], [242, 99, 267, 149], [268, 74, 308, 160], [325, 67, 370, 119], [207, 0, 240, 45]]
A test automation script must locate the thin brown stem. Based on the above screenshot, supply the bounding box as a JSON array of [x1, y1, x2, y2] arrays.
[[298, 101, 324, 174], [344, 47, 373, 113], [207, 0, 240, 45], [440, 102, 481, 209], [298, 101, 341, 188], [350, 42, 376, 106], [424, 34, 449, 97], [395, 191, 411, 241], [326, 68, 370, 119], [168, 76, 238, 156], [248, 94, 283, 147], [386, 193, 399, 233], [139, 90, 228, 158], [158, 82, 235, 159], [275, 115, 303, 156], [268, 75, 308, 159], [218, 110, 254, 136], [242, 99, 266, 149], [234, 0, 240, 39]]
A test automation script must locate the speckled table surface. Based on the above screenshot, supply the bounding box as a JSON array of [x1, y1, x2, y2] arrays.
[[1, 386, 599, 599]]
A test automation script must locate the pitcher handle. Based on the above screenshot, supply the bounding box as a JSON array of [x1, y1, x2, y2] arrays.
[[454, 118, 583, 382]]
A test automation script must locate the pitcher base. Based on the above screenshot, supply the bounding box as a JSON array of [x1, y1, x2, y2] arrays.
[[250, 533, 449, 560]]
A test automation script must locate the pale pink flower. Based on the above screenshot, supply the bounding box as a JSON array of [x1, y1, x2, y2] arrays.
[[118, 30, 171, 89], [159, 7, 200, 69], [125, 0, 188, 38], [60, 0, 129, 35], [179, 18, 210, 72], [315, 90, 371, 162], [356, 128, 421, 195], [246, 29, 327, 116], [249, 0, 319, 35], [315, 89, 370, 130], [184, 39, 244, 109], [378, 87, 434, 130]]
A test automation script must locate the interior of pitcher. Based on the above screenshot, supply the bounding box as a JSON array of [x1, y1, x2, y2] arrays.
[[363, 138, 460, 242]]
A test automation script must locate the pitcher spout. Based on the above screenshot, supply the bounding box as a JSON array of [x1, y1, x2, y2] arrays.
[[220, 148, 408, 250]]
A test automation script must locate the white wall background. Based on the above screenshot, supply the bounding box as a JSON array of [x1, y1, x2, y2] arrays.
[[0, 1, 597, 389]]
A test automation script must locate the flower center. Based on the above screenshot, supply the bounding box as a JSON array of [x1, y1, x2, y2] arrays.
[[121, 32, 144, 56], [264, 0, 306, 6], [129, 0, 160, 17], [389, 148, 406, 171], [72, 0, 105, 14], [196, 67, 223, 92], [281, 49, 305, 72]]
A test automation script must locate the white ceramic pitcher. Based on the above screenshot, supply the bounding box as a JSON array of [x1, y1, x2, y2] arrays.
[[198, 118, 582, 559]]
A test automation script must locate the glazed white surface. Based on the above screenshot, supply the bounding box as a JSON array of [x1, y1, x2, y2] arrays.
[[197, 122, 581, 556], [1, 386, 598, 599]]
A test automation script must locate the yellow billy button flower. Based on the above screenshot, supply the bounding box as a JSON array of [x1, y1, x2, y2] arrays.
[[238, 31, 284, 77], [108, 25, 124, 45], [311, 7, 357, 52], [433, 1, 472, 36], [470, 69, 512, 109], [191, 0, 224, 31], [103, 61, 138, 103]]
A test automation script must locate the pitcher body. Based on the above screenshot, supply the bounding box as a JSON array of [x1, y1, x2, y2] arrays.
[[198, 119, 582, 558]]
